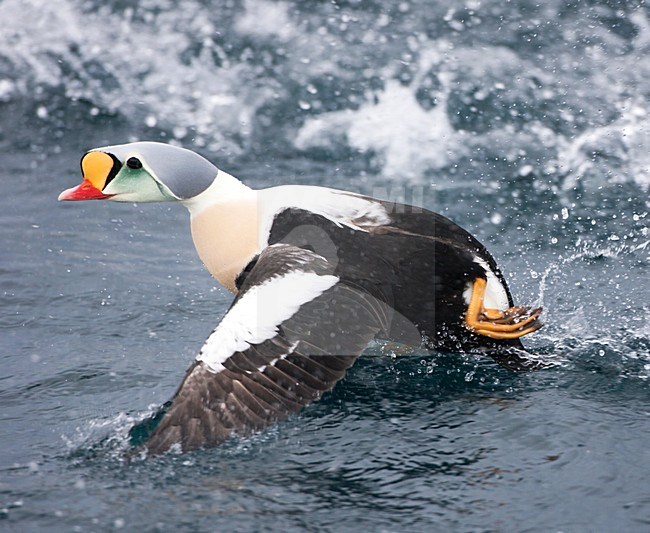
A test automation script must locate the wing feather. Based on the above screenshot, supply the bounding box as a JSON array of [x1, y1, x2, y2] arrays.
[[144, 245, 387, 454]]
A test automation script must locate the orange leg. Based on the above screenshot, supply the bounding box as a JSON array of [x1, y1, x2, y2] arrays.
[[465, 278, 543, 340]]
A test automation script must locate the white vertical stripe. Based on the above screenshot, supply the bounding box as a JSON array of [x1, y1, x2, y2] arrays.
[[463, 256, 510, 311], [474, 256, 509, 310]]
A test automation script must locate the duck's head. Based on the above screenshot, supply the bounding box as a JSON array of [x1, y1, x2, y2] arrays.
[[58, 141, 218, 203]]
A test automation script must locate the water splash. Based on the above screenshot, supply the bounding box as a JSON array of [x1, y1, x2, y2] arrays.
[[526, 238, 650, 377], [62, 406, 162, 461], [535, 239, 650, 307]]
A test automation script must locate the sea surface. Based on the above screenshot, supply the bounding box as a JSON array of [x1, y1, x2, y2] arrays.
[[1, 0, 649, 531]]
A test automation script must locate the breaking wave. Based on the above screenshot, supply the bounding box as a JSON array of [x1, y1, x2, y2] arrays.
[[1, 0, 650, 191]]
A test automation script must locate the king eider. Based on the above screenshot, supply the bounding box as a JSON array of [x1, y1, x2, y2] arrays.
[[59, 141, 543, 455]]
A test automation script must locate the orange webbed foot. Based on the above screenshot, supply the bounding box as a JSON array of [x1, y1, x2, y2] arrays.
[[465, 278, 543, 340]]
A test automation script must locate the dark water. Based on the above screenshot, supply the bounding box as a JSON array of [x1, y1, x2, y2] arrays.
[[1, 0, 649, 531]]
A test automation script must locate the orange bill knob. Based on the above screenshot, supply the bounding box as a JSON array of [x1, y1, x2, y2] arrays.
[[58, 151, 115, 201]]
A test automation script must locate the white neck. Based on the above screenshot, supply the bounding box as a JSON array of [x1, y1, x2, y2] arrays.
[[181, 170, 260, 293], [181, 169, 256, 217]]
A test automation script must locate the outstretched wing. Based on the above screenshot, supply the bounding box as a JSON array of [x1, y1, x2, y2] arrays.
[[144, 244, 389, 455]]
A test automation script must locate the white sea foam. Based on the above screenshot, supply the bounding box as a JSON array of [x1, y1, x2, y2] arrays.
[[2, 0, 650, 193], [235, 0, 295, 40], [295, 78, 463, 179], [556, 101, 650, 191]]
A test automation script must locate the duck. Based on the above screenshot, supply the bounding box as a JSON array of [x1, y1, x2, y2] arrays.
[[59, 141, 543, 454]]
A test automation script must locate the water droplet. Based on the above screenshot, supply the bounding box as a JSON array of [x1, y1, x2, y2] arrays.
[[519, 164, 533, 177], [173, 126, 187, 139], [490, 213, 503, 225]]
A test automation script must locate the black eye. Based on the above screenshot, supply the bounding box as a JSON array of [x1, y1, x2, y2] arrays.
[[126, 157, 142, 169]]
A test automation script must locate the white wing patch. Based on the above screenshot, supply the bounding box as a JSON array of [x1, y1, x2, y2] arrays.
[[463, 256, 510, 311], [198, 271, 339, 372], [258, 185, 390, 248]]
